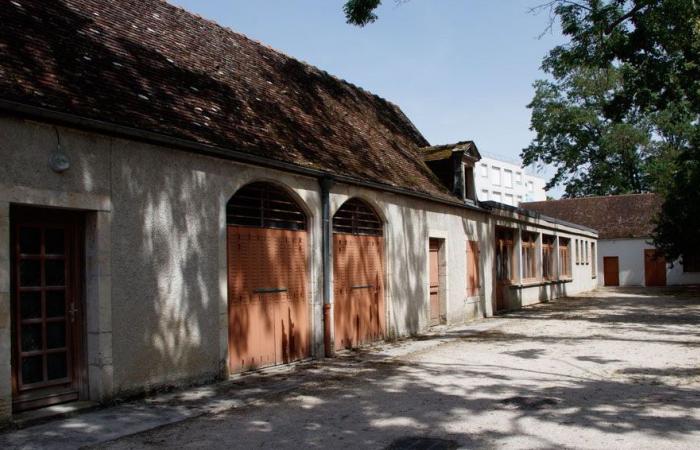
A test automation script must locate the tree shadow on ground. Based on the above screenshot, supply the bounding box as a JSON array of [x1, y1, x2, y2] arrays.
[[93, 353, 700, 449]]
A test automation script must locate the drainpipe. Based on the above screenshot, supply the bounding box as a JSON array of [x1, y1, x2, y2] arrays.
[[320, 176, 334, 357]]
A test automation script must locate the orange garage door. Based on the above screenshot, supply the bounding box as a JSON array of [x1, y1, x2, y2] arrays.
[[227, 183, 310, 373], [333, 198, 385, 350]]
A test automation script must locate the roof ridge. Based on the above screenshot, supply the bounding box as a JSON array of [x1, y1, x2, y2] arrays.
[[525, 192, 658, 203]]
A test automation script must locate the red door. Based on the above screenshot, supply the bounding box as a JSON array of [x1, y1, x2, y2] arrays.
[[227, 226, 310, 372], [495, 228, 514, 312], [333, 234, 385, 350], [603, 257, 620, 286], [11, 207, 85, 412], [429, 239, 441, 326], [644, 249, 667, 287]]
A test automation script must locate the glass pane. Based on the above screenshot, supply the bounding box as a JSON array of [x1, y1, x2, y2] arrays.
[[21, 355, 43, 384], [20, 291, 42, 320], [47, 321, 66, 349], [19, 227, 41, 254], [47, 353, 68, 380], [45, 260, 65, 286], [21, 323, 43, 352], [45, 228, 65, 255], [19, 260, 41, 287], [46, 291, 66, 318]]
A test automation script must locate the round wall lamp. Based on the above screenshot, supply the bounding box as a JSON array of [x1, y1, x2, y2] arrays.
[[49, 128, 71, 173]]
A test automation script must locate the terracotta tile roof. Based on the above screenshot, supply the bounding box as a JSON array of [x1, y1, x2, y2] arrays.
[[521, 193, 663, 239], [0, 0, 457, 202]]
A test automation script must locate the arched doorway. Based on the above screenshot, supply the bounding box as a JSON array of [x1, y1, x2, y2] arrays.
[[226, 182, 310, 372], [332, 198, 385, 350]]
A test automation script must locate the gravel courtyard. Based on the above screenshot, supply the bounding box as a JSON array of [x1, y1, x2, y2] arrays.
[[4, 288, 700, 449], [94, 287, 700, 450]]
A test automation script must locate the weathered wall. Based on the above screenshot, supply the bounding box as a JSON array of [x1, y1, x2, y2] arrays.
[[108, 136, 325, 393], [328, 185, 490, 337], [0, 116, 598, 421], [492, 214, 598, 312]]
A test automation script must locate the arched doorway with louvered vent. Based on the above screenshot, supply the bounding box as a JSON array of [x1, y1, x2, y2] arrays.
[[332, 198, 386, 350], [226, 182, 310, 372]]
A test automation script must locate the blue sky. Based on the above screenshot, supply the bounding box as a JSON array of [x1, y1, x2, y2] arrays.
[[169, 0, 564, 193]]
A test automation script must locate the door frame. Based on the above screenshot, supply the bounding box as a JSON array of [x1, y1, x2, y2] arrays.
[[427, 236, 447, 326], [603, 256, 620, 287], [10, 205, 88, 412], [644, 249, 667, 287]]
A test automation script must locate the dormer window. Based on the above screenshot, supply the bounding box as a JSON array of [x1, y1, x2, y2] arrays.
[[418, 141, 482, 203]]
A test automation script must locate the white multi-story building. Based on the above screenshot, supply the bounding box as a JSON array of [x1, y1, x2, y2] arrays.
[[475, 155, 547, 205]]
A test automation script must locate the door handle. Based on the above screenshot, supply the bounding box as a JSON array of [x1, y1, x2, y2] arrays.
[[68, 303, 78, 323]]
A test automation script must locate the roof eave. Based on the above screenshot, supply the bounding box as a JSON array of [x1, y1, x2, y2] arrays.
[[0, 98, 487, 213]]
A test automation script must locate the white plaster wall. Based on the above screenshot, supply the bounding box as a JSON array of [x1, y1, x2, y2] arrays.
[[667, 261, 700, 285], [597, 239, 647, 286], [493, 216, 598, 310], [0, 116, 598, 416], [327, 184, 490, 338], [598, 238, 700, 286]]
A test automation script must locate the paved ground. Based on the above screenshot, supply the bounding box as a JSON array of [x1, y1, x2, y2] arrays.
[[3, 287, 700, 449]]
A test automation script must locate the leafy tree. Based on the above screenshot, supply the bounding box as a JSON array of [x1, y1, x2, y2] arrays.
[[344, 0, 382, 26], [344, 0, 700, 263], [523, 66, 655, 196], [531, 0, 700, 264]]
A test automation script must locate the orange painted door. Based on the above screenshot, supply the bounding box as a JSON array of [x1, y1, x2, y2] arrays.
[[333, 234, 385, 350], [429, 239, 441, 326], [603, 257, 619, 286], [227, 227, 310, 372], [644, 249, 667, 287]]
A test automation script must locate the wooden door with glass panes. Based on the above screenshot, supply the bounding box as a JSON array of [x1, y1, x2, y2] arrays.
[[11, 207, 84, 412]]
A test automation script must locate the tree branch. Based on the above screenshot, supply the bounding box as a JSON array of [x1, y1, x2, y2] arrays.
[[604, 2, 648, 34]]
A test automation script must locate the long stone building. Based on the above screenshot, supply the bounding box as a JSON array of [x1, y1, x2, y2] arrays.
[[0, 0, 598, 422], [524, 194, 700, 287]]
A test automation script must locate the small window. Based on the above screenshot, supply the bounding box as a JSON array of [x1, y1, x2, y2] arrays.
[[591, 242, 596, 277], [575, 239, 579, 264], [584, 241, 589, 265], [503, 170, 513, 188], [227, 182, 306, 230], [467, 240, 480, 296], [505, 194, 514, 206], [464, 166, 475, 200], [542, 235, 555, 280], [521, 232, 538, 280], [333, 198, 383, 236], [515, 172, 522, 184], [493, 191, 502, 203], [480, 164, 488, 177], [527, 181, 534, 192], [516, 195, 523, 204], [496, 228, 515, 282], [491, 167, 501, 186], [559, 237, 571, 278], [481, 190, 489, 201]]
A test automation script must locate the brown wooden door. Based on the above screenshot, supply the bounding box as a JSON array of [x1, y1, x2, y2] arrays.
[[11, 207, 84, 412], [333, 234, 385, 350], [429, 239, 441, 326], [644, 249, 667, 287], [603, 257, 620, 286], [495, 228, 515, 312], [227, 226, 310, 372]]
